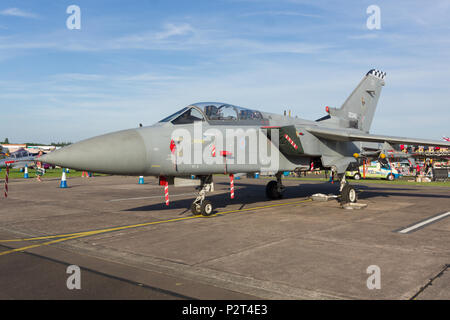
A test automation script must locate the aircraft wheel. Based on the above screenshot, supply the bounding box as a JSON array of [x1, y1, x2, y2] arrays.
[[200, 200, 213, 216], [341, 184, 357, 203], [387, 174, 395, 181], [266, 180, 282, 200], [354, 173, 361, 180], [191, 202, 201, 215]]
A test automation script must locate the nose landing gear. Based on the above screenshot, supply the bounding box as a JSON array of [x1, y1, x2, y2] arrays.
[[191, 175, 215, 216]]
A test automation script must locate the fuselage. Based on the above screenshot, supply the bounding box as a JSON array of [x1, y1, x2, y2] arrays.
[[40, 102, 360, 176]]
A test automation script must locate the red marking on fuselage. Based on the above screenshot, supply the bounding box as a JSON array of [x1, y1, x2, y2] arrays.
[[284, 134, 298, 150]]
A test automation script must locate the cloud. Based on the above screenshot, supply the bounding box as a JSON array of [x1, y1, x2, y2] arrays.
[[155, 23, 194, 40], [47, 72, 186, 83], [107, 23, 199, 51], [240, 11, 321, 18], [109, 21, 331, 56], [347, 33, 379, 40], [0, 8, 38, 19]]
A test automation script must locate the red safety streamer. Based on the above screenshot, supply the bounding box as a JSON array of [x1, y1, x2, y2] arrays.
[[229, 174, 234, 199], [4, 166, 9, 198], [164, 181, 169, 206]]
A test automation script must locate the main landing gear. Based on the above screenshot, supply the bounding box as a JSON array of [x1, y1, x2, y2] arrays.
[[338, 174, 357, 204], [191, 175, 214, 216], [266, 172, 286, 200]]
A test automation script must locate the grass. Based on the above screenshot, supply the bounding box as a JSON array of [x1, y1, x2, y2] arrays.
[[0, 168, 107, 179], [1, 168, 449, 187], [277, 175, 450, 187]]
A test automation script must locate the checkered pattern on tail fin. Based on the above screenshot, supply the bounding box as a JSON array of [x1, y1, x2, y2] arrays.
[[366, 69, 386, 80]]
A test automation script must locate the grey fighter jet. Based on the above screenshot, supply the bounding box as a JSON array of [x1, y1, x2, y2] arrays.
[[0, 148, 36, 169], [40, 69, 450, 215]]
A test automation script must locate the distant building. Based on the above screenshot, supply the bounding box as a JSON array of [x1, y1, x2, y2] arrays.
[[0, 144, 57, 154], [27, 145, 57, 152], [0, 144, 26, 153]]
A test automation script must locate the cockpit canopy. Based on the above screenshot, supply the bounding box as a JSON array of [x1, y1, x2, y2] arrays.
[[159, 102, 267, 125], [10, 148, 31, 158]]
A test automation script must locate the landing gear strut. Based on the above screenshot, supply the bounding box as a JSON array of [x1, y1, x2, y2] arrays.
[[191, 175, 214, 216], [338, 174, 357, 203], [266, 172, 285, 200]]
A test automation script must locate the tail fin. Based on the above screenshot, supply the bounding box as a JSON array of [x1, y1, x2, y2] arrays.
[[327, 69, 385, 133]]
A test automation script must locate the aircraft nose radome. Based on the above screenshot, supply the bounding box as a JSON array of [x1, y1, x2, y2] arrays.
[[40, 129, 148, 175]]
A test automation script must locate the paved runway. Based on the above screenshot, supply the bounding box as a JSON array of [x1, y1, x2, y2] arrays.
[[0, 175, 449, 299]]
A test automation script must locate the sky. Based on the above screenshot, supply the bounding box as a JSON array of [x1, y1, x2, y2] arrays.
[[0, 0, 449, 143]]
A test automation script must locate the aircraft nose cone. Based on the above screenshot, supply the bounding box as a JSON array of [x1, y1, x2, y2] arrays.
[[40, 129, 148, 175]]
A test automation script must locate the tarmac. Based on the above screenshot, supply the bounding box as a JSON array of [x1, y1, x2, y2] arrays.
[[0, 174, 449, 300]]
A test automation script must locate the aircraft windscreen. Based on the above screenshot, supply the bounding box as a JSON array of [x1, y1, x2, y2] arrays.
[[171, 108, 205, 125], [159, 107, 188, 122]]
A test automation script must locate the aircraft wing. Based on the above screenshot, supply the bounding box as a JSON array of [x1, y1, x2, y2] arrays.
[[306, 126, 450, 148]]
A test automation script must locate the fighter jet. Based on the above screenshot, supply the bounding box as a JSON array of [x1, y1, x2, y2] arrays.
[[40, 69, 450, 215], [0, 148, 36, 169]]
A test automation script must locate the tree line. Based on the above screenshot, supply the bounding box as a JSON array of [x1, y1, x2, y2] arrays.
[[1, 138, 72, 147]]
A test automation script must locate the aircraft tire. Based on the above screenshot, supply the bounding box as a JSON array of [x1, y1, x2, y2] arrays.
[[191, 203, 201, 215], [200, 200, 213, 216], [341, 184, 357, 203], [266, 180, 282, 200]]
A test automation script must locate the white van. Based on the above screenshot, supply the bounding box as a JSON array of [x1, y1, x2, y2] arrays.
[[346, 161, 400, 181]]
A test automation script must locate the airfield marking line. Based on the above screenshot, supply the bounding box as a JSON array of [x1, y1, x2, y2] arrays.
[[108, 192, 195, 202], [212, 198, 312, 216], [0, 198, 312, 242], [0, 215, 202, 243], [396, 211, 450, 234], [107, 188, 240, 202], [0, 198, 312, 256], [0, 232, 90, 242], [0, 234, 87, 256]]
